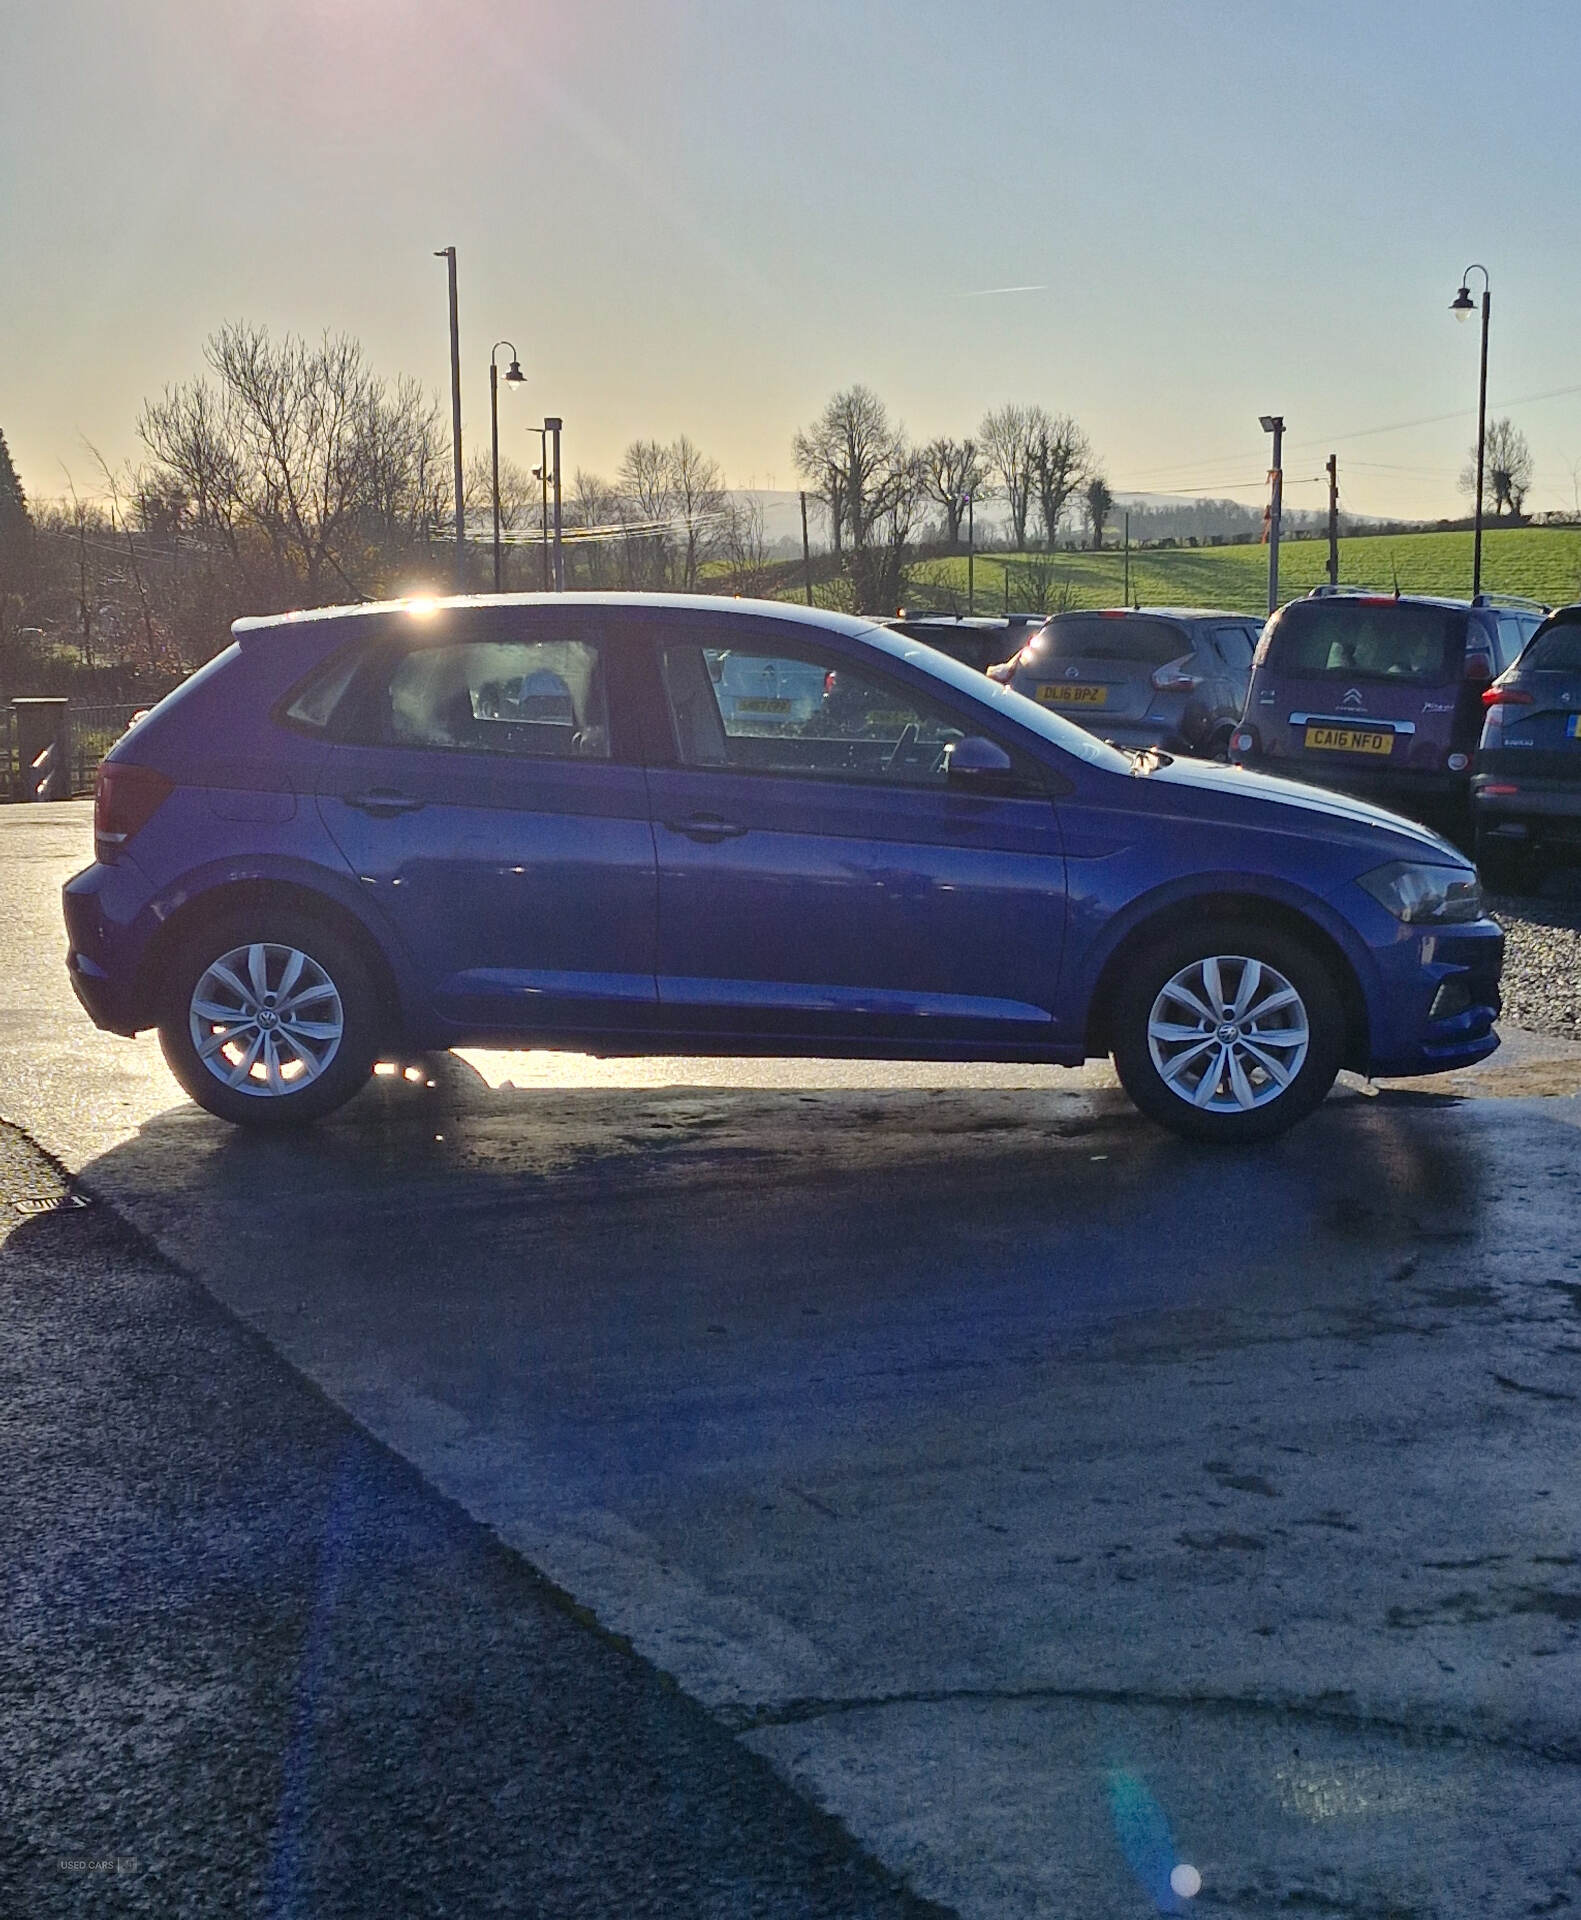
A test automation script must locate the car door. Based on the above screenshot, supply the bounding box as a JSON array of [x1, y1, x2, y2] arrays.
[[640, 615, 1069, 1045], [313, 606, 657, 1036]]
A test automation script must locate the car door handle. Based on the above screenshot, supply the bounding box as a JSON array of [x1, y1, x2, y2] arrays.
[[342, 789, 426, 817], [662, 813, 748, 843]]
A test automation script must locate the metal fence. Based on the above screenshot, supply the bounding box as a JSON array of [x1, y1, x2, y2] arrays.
[[0, 701, 142, 800]]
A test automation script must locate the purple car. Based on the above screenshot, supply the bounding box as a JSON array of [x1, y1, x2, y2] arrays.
[[1230, 587, 1547, 829], [65, 593, 1503, 1145]]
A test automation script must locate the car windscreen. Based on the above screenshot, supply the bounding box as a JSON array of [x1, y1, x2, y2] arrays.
[[1038, 616, 1192, 667], [1520, 617, 1581, 673], [1263, 601, 1463, 686]]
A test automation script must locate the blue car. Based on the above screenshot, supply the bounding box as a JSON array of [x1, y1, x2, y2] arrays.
[[64, 593, 1503, 1145]]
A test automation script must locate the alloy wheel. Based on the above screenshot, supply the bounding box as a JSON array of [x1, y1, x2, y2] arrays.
[[1146, 953, 1310, 1113], [187, 941, 345, 1097]]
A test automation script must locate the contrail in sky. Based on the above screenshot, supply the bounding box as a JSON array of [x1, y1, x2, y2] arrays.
[[962, 283, 1048, 297]]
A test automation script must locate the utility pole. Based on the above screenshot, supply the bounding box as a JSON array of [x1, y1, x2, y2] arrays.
[[435, 247, 465, 591], [966, 491, 975, 615], [799, 490, 813, 605], [1260, 414, 1284, 616], [1326, 455, 1339, 587], [546, 417, 564, 591], [1123, 512, 1131, 607]]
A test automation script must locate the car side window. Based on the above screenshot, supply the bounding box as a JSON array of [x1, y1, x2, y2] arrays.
[[358, 637, 612, 759], [658, 640, 971, 786], [1212, 624, 1257, 671], [1494, 615, 1530, 674]]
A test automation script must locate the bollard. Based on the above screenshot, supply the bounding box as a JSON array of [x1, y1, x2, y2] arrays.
[[11, 698, 71, 801]]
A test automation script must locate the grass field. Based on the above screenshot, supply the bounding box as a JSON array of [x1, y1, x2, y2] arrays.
[[894, 525, 1581, 619]]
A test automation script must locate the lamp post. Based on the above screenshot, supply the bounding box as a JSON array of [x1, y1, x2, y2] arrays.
[[545, 416, 564, 591], [434, 247, 465, 590], [964, 490, 975, 614], [1451, 264, 1491, 598], [1260, 414, 1284, 616], [489, 341, 526, 593]]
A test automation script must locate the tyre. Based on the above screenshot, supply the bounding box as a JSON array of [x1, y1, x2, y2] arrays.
[[1475, 824, 1538, 896], [158, 906, 384, 1128], [1111, 920, 1344, 1145]]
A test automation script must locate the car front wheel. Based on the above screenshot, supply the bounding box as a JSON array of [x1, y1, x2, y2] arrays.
[[1111, 922, 1344, 1145], [158, 908, 384, 1128]]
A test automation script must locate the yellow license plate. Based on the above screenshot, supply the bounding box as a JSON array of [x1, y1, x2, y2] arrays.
[[737, 696, 792, 714], [1304, 725, 1394, 756], [1037, 683, 1107, 708]]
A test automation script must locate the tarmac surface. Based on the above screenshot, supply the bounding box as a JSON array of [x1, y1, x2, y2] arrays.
[[7, 800, 1581, 1916]]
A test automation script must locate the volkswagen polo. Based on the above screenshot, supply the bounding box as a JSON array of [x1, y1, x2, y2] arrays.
[[64, 594, 1503, 1145]]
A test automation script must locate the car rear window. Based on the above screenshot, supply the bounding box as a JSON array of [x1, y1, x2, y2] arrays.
[[1039, 616, 1192, 667], [1521, 618, 1581, 673], [1262, 601, 1463, 686]]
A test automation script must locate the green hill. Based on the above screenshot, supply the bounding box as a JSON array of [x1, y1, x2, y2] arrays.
[[891, 525, 1581, 620]]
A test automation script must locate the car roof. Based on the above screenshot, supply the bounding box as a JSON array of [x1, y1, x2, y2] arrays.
[[232, 592, 883, 644], [1045, 606, 1255, 622]]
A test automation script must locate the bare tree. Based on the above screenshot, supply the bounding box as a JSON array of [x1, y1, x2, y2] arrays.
[[919, 437, 988, 549], [793, 386, 920, 608], [1028, 410, 1091, 550], [1083, 474, 1114, 550], [666, 435, 726, 590], [979, 404, 1036, 551], [1461, 417, 1534, 520], [719, 496, 774, 597]]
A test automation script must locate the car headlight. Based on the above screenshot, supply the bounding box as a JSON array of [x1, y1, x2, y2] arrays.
[[1357, 861, 1483, 924]]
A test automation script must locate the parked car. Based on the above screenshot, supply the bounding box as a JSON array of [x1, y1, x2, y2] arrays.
[[996, 607, 1262, 758], [1473, 603, 1581, 889], [710, 647, 826, 730], [1229, 587, 1547, 829], [66, 593, 1501, 1145], [884, 613, 1048, 674]]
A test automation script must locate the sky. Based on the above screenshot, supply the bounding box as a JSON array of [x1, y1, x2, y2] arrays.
[[5, 0, 1581, 524]]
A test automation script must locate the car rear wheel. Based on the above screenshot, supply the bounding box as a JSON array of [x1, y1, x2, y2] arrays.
[[1111, 921, 1344, 1145], [158, 907, 383, 1128]]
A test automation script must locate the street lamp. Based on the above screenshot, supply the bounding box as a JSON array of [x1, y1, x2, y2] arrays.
[[489, 341, 526, 593], [1260, 414, 1284, 616], [1451, 264, 1491, 598]]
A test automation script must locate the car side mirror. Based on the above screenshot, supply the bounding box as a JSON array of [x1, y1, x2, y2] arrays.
[[945, 735, 1021, 794]]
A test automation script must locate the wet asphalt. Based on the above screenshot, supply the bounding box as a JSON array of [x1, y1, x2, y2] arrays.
[[0, 1119, 945, 1919]]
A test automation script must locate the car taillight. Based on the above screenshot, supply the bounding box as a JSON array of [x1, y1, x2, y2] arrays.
[[1481, 687, 1533, 706], [94, 761, 173, 852], [1150, 655, 1202, 692], [1463, 652, 1494, 683]]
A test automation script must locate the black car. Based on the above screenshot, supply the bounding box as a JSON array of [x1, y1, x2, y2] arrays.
[[1000, 607, 1262, 759], [1473, 602, 1581, 889], [884, 613, 1048, 674]]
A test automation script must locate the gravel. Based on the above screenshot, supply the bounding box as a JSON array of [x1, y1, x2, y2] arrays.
[[0, 1122, 948, 1920], [1490, 877, 1581, 1039]]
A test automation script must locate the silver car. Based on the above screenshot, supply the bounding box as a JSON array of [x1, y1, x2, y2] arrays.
[[1002, 607, 1262, 758]]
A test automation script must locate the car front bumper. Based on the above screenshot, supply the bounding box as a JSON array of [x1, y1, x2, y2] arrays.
[[1364, 918, 1504, 1078]]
